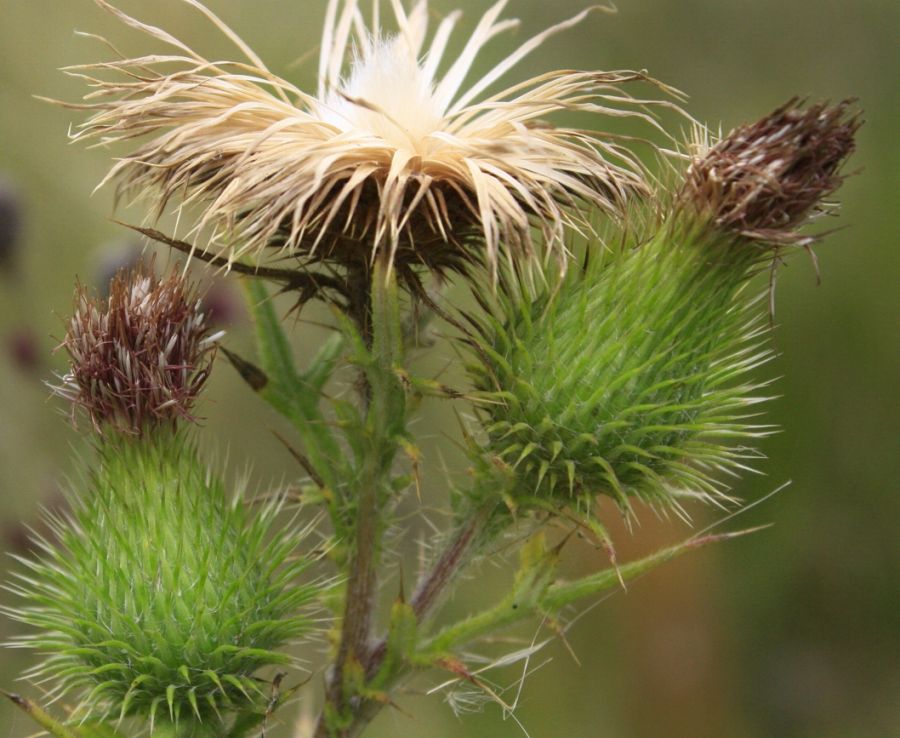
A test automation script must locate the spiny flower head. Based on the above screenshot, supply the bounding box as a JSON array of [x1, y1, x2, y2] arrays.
[[466, 224, 777, 520], [67, 0, 679, 278], [682, 98, 859, 245], [5, 435, 321, 732], [54, 262, 220, 435], [466, 100, 860, 520]]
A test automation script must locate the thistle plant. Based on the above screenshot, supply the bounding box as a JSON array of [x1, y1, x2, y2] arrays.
[[4, 2, 860, 738]]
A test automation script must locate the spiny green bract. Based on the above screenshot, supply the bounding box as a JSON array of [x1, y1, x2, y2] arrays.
[[467, 223, 775, 516], [6, 433, 319, 734]]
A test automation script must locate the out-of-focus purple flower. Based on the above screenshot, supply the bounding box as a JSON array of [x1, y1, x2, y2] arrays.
[[202, 280, 244, 327], [5, 327, 42, 373]]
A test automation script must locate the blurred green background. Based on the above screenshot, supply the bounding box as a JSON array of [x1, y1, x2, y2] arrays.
[[1, 0, 897, 736]]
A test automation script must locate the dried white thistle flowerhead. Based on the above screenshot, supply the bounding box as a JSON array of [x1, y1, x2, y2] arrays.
[[66, 0, 679, 278], [54, 263, 220, 434]]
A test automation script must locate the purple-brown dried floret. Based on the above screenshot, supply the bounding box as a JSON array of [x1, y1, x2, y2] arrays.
[[683, 99, 860, 243], [53, 263, 219, 435]]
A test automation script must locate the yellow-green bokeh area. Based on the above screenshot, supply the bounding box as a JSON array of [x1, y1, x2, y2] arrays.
[[1, 1, 897, 737]]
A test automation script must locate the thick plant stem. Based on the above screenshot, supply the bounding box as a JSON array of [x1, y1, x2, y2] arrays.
[[320, 453, 381, 734], [316, 258, 404, 738]]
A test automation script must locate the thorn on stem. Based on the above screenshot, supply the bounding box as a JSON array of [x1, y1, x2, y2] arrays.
[[221, 346, 269, 391]]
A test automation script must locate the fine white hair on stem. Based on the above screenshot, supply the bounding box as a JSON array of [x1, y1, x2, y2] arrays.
[[62, 0, 684, 278]]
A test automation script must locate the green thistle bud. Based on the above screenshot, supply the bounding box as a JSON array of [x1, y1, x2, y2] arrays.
[[467, 230, 771, 515], [467, 99, 858, 517], [7, 266, 322, 734], [6, 435, 318, 733]]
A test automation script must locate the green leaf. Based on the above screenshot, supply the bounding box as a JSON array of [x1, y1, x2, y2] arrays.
[[241, 279, 302, 394], [240, 279, 345, 488], [305, 331, 346, 393]]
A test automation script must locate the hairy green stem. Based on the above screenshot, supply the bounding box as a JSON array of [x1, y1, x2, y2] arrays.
[[408, 507, 494, 622], [316, 258, 404, 738], [323, 451, 381, 726], [424, 528, 762, 655], [2, 692, 80, 738]]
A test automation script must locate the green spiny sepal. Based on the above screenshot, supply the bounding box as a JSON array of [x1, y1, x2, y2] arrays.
[[5, 431, 320, 734], [465, 219, 776, 517]]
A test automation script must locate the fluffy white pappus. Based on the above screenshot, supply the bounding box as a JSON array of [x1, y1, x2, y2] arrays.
[[317, 35, 444, 148]]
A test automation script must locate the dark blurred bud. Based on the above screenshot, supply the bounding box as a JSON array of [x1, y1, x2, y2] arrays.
[[53, 262, 222, 435], [0, 176, 24, 274], [682, 99, 860, 244], [6, 327, 42, 373], [2, 520, 36, 556], [202, 280, 244, 326]]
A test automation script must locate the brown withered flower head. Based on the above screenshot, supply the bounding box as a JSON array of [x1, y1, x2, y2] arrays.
[[53, 263, 221, 435], [682, 98, 860, 244]]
